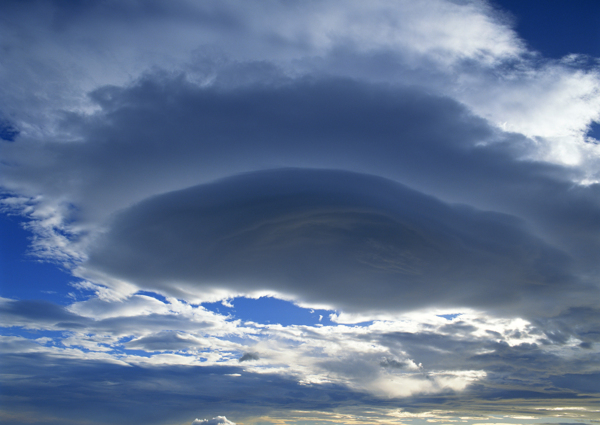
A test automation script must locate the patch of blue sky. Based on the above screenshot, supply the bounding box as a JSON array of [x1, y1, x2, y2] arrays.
[[588, 122, 600, 142], [0, 118, 19, 142], [114, 335, 137, 345], [203, 296, 336, 327], [0, 212, 77, 304], [492, 0, 600, 59], [133, 290, 170, 303], [437, 313, 462, 321]]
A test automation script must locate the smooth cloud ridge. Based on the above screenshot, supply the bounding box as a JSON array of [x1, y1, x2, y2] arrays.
[[82, 168, 589, 317]]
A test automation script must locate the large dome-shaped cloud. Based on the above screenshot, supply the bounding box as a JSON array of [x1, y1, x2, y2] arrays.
[[83, 168, 577, 315]]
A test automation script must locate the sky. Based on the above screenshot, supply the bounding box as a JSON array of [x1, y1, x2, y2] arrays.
[[1, 1, 600, 424]]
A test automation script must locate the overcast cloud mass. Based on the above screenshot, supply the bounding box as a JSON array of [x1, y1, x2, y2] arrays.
[[1, 1, 600, 425]]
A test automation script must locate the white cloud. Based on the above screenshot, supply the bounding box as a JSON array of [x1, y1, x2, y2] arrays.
[[193, 416, 236, 425], [451, 61, 600, 169], [2, 0, 597, 172], [3, 291, 600, 404], [68, 294, 171, 319]]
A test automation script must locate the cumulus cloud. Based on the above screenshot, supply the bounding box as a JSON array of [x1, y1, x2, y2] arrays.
[[0, 0, 523, 116]]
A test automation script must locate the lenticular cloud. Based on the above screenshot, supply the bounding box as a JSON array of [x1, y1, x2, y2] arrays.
[[82, 168, 583, 316]]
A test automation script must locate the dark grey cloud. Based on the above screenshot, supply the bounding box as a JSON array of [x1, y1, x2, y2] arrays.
[[239, 352, 259, 362], [534, 307, 600, 347], [379, 358, 408, 369], [0, 352, 378, 425], [551, 372, 600, 394], [4, 75, 600, 280], [84, 167, 591, 316], [1, 71, 599, 424], [3, 76, 495, 223], [2, 347, 598, 425]]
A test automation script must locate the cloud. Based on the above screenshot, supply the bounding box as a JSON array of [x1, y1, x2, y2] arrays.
[[2, 0, 598, 180], [239, 352, 259, 363], [2, 293, 600, 421], [125, 331, 205, 352], [0, 297, 90, 329], [0, 0, 523, 117], [3, 72, 599, 321], [68, 294, 172, 319], [0, 350, 381, 425], [193, 416, 236, 425], [3, 74, 600, 283], [1, 76, 496, 224], [2, 321, 599, 423], [380, 357, 410, 369]]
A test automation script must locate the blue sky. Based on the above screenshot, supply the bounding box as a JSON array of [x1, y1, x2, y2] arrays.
[[1, 1, 600, 425]]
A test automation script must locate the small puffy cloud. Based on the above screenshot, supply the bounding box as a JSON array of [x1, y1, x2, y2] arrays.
[[192, 417, 235, 425]]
